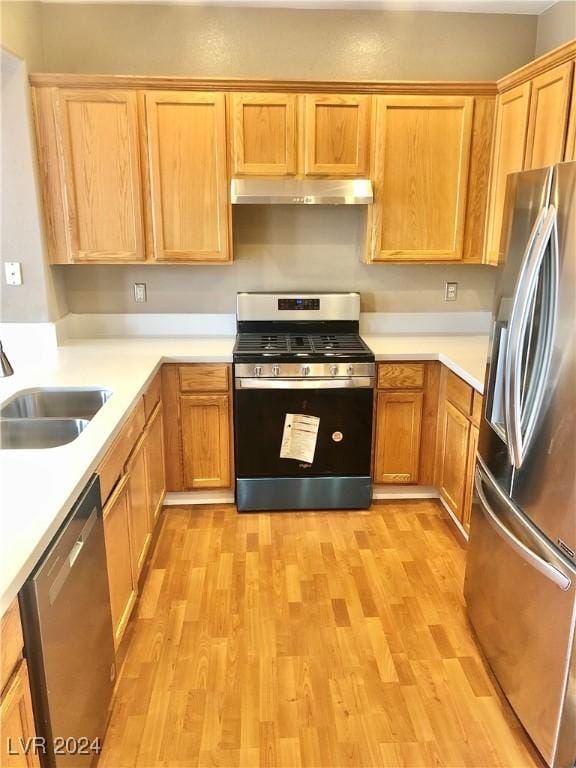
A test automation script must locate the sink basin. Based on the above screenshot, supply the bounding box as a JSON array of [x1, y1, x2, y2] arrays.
[[0, 418, 89, 449], [0, 387, 112, 420]]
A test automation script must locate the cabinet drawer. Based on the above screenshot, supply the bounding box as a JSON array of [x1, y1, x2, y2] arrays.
[[1, 600, 23, 694], [98, 397, 146, 503], [472, 390, 483, 426], [179, 364, 229, 393], [446, 370, 473, 416], [143, 371, 162, 422], [378, 363, 425, 389]]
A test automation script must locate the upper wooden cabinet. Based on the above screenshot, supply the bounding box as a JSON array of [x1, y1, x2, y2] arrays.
[[484, 83, 531, 265], [230, 92, 371, 177], [566, 74, 576, 161], [524, 62, 573, 170], [145, 91, 230, 262], [231, 93, 297, 176], [367, 95, 474, 262], [303, 94, 370, 176], [53, 89, 145, 263]]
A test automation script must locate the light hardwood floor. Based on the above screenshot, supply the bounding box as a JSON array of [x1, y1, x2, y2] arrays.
[[99, 502, 542, 768]]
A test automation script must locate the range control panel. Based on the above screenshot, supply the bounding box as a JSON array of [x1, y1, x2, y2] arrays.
[[278, 298, 320, 311]]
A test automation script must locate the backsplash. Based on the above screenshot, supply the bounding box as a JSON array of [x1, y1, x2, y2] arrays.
[[59, 206, 497, 315]]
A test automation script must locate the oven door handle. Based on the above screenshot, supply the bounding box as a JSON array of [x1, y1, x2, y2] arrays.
[[235, 377, 375, 390]]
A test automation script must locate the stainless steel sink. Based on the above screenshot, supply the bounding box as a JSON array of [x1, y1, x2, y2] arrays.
[[0, 418, 89, 449], [0, 387, 112, 420]]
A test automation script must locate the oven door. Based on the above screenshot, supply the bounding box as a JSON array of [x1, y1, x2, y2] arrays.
[[234, 377, 373, 478]]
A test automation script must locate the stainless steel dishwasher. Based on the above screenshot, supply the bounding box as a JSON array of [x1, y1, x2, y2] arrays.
[[20, 475, 116, 767]]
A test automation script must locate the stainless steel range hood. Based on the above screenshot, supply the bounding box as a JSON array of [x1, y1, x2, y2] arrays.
[[231, 178, 373, 205]]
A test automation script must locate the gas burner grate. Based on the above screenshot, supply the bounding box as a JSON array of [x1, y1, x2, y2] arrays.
[[310, 334, 369, 354], [235, 334, 289, 353]]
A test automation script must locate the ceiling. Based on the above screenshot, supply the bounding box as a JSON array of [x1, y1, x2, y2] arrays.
[[36, 0, 557, 13]]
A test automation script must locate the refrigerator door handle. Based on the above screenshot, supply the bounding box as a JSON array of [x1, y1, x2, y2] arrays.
[[505, 204, 558, 468], [475, 464, 571, 591], [502, 205, 546, 462]]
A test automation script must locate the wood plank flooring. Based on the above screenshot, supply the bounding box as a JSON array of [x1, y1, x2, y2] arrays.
[[99, 502, 542, 768]]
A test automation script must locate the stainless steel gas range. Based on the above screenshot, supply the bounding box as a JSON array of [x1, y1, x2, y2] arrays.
[[232, 292, 375, 511]]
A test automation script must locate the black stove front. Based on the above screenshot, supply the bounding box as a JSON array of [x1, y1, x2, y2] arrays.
[[233, 321, 375, 512]]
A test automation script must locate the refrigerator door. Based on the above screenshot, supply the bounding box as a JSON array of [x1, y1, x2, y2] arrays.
[[480, 166, 553, 489], [464, 459, 576, 768], [511, 161, 576, 561]]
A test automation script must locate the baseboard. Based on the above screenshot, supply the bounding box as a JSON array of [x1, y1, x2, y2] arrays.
[[164, 490, 235, 506], [372, 485, 439, 499], [438, 496, 469, 541]]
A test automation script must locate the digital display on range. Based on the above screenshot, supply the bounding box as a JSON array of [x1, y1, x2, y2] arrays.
[[278, 298, 320, 310]]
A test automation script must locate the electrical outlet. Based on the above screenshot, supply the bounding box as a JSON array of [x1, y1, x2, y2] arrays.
[[445, 281, 458, 302], [133, 283, 147, 303], [4, 262, 22, 286]]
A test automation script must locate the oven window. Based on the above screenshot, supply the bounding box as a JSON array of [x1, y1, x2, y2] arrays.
[[234, 386, 373, 478]]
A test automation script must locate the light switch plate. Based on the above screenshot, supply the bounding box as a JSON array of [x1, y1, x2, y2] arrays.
[[445, 281, 458, 301], [4, 262, 22, 286], [133, 283, 147, 303]]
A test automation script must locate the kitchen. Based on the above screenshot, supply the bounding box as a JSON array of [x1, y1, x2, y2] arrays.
[[0, 1, 575, 766]]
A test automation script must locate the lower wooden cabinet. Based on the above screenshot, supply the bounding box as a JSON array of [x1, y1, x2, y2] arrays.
[[126, 434, 151, 579], [180, 393, 231, 489], [144, 403, 166, 524], [438, 400, 471, 516], [373, 362, 440, 486], [463, 424, 479, 531], [0, 661, 39, 768], [102, 475, 136, 648], [162, 364, 234, 491], [436, 368, 483, 532], [374, 391, 423, 483]]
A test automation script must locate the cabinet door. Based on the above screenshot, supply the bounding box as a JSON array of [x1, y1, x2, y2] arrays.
[[55, 89, 145, 263], [374, 391, 423, 484], [304, 94, 370, 176], [525, 62, 573, 170], [565, 74, 576, 161], [484, 83, 531, 265], [102, 475, 136, 648], [0, 662, 40, 768], [127, 436, 151, 578], [439, 400, 471, 520], [145, 91, 230, 262], [180, 394, 231, 489], [144, 403, 166, 525], [462, 424, 479, 532], [369, 96, 473, 262], [231, 93, 297, 176]]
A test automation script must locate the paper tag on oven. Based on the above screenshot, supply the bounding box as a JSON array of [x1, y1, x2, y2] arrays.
[[280, 413, 320, 464]]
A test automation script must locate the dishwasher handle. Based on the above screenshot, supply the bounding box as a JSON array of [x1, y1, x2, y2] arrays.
[[48, 506, 98, 605]]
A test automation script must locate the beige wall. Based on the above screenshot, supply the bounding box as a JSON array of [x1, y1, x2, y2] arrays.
[[1, 4, 68, 322], [536, 1, 576, 56], [38, 4, 537, 80], [61, 207, 496, 315], [0, 0, 44, 71]]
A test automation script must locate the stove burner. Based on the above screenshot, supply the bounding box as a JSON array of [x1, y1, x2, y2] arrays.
[[234, 331, 373, 360]]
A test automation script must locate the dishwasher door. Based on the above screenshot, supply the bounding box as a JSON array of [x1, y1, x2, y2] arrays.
[[20, 475, 116, 768]]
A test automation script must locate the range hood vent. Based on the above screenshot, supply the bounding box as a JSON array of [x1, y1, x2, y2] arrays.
[[231, 178, 373, 205]]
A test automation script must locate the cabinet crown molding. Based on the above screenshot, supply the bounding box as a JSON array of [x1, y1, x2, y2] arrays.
[[497, 39, 576, 93], [29, 73, 498, 95]]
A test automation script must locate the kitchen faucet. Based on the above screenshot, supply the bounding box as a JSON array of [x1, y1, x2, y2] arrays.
[[0, 341, 14, 377]]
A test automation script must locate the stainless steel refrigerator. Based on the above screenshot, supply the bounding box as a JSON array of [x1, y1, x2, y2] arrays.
[[464, 161, 576, 768]]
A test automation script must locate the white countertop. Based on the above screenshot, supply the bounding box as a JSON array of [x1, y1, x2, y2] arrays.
[[0, 333, 488, 613]]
